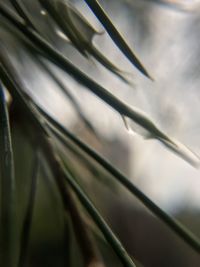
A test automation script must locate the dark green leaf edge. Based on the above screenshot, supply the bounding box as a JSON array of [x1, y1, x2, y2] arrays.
[[38, 0, 132, 84], [38, 106, 200, 254], [0, 56, 137, 267], [0, 3, 196, 167], [0, 81, 17, 267], [83, 0, 153, 80], [60, 160, 137, 267], [17, 152, 39, 267], [0, 1, 200, 255], [11, 0, 131, 84], [36, 57, 100, 138], [10, 0, 36, 29]]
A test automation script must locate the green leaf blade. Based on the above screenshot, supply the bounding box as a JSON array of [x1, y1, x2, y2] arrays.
[[61, 163, 137, 267], [38, 108, 200, 254], [83, 0, 153, 80], [17, 153, 39, 267], [0, 7, 197, 167], [0, 82, 17, 267]]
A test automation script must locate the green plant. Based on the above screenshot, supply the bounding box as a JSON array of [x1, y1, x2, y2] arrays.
[[0, 1, 199, 267]]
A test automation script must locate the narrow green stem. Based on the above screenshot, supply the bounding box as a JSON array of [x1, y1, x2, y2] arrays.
[[17, 153, 39, 267], [10, 0, 36, 29], [43, 111, 200, 254], [0, 82, 17, 267], [0, 4, 171, 144], [40, 135, 136, 267], [83, 0, 152, 79], [0, 58, 136, 267]]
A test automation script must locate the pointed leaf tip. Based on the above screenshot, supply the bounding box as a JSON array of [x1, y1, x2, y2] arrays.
[[84, 0, 153, 80]]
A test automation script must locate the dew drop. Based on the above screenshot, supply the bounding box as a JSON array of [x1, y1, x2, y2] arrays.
[[40, 10, 47, 16], [122, 116, 136, 136], [121, 115, 151, 138], [121, 115, 200, 168]]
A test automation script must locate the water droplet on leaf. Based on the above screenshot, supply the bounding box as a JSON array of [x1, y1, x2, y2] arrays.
[[40, 10, 47, 16]]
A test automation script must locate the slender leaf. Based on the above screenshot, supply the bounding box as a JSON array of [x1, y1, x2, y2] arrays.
[[0, 54, 137, 267], [47, 150, 106, 267], [63, 161, 144, 267], [60, 161, 137, 267], [38, 0, 97, 52], [83, 0, 152, 79], [0, 82, 17, 267], [53, 130, 112, 190], [42, 125, 136, 267], [17, 152, 39, 267], [0, 5, 198, 166], [0, 49, 47, 137], [38, 0, 131, 83], [36, 57, 100, 138], [1, 1, 199, 266], [10, 0, 35, 28], [37, 106, 200, 253]]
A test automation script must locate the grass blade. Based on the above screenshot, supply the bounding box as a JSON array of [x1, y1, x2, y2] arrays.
[[42, 145, 136, 267], [43, 150, 106, 267], [36, 58, 100, 138], [40, 153, 105, 267], [0, 4, 196, 165], [1, 6, 200, 254], [10, 0, 36, 29], [0, 82, 17, 267], [38, 0, 131, 83], [38, 0, 88, 56], [87, 45, 132, 84], [0, 51, 47, 137], [0, 6, 197, 166], [0, 53, 136, 267], [17, 152, 39, 267], [83, 0, 152, 80], [37, 107, 200, 254], [62, 163, 137, 267]]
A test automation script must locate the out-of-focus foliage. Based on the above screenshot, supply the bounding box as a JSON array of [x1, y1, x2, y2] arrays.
[[0, 0, 200, 267]]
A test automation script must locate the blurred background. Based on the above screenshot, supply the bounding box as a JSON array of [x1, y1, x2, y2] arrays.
[[1, 0, 200, 266]]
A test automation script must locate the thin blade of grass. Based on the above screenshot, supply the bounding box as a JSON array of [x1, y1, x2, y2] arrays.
[[43, 138, 136, 267], [1, 3, 198, 167], [10, 0, 36, 29], [1, 61, 105, 267], [83, 0, 152, 80], [63, 160, 144, 267], [38, 0, 88, 56], [0, 82, 17, 267], [0, 55, 136, 267], [58, 159, 137, 267], [36, 57, 100, 138], [41, 149, 106, 267], [87, 45, 132, 85], [40, 126, 136, 267], [0, 53, 47, 137], [1, 7, 200, 254], [38, 0, 131, 83], [17, 152, 39, 267], [39, 156, 72, 266], [37, 107, 200, 254], [52, 129, 112, 190]]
